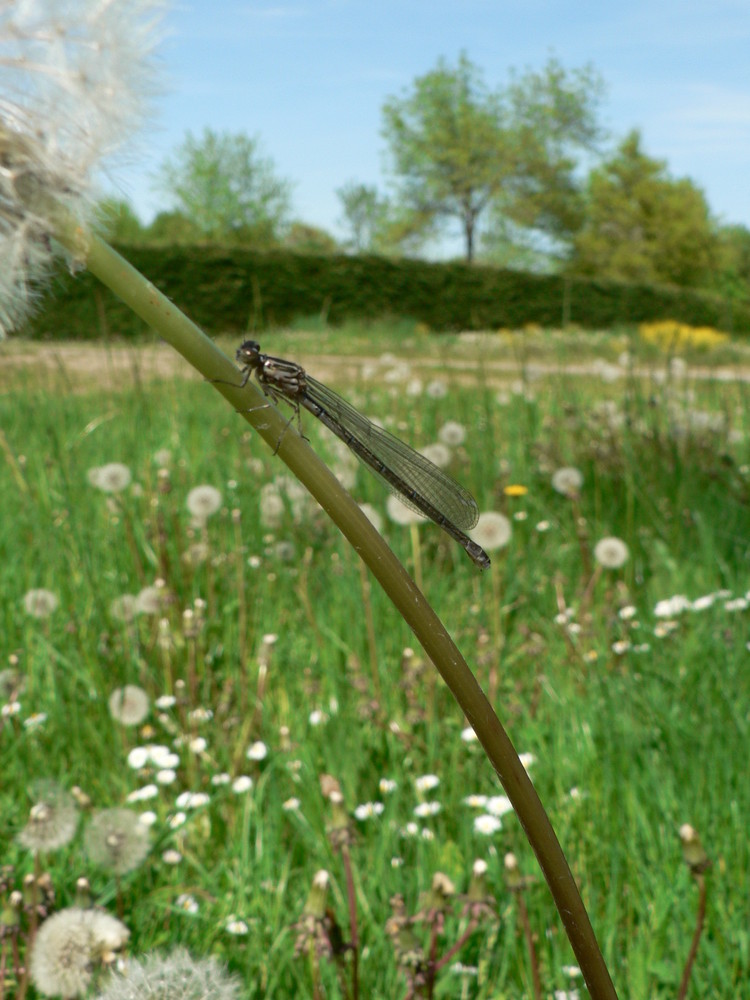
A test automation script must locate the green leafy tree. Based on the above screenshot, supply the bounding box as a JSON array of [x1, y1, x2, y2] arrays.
[[95, 197, 144, 242], [382, 53, 506, 262], [153, 128, 292, 244], [336, 181, 387, 252], [570, 130, 718, 287], [713, 224, 750, 303], [382, 54, 605, 262], [145, 210, 202, 245]]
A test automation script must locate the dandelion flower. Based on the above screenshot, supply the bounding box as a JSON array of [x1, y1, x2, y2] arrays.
[[23, 588, 59, 618], [87, 464, 133, 494], [593, 536, 630, 569], [17, 781, 78, 852], [94, 947, 240, 1000], [469, 511, 511, 552], [108, 685, 149, 726], [85, 808, 151, 875], [30, 907, 129, 998], [135, 584, 163, 615], [552, 467, 583, 496]]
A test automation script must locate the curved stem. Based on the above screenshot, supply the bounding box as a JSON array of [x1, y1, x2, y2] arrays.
[[54, 228, 618, 1000]]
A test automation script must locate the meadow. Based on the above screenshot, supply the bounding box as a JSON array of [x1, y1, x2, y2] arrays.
[[2, 321, 750, 999]]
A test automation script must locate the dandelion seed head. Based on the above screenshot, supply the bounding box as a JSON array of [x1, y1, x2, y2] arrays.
[[95, 947, 241, 1000], [419, 442, 452, 468], [108, 685, 149, 726], [30, 907, 129, 998], [593, 536, 630, 569], [18, 781, 78, 852], [469, 511, 511, 552], [0, 0, 164, 336], [552, 467, 583, 496], [186, 484, 222, 521], [437, 420, 467, 446], [23, 588, 59, 617], [87, 463, 132, 493], [85, 808, 151, 874]]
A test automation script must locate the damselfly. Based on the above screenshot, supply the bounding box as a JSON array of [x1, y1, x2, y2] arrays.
[[230, 340, 490, 570]]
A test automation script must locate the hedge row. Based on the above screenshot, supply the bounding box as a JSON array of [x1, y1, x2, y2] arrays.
[[27, 245, 748, 340]]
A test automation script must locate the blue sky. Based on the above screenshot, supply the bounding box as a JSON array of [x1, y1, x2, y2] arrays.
[[111, 0, 750, 254]]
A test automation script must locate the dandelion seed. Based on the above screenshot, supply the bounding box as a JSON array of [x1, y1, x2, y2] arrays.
[[23, 588, 59, 618], [469, 511, 511, 552], [593, 536, 630, 569], [95, 946, 241, 1000], [552, 467, 583, 496], [30, 907, 129, 998], [85, 808, 150, 875], [88, 464, 133, 494], [108, 685, 149, 727], [186, 484, 222, 522], [17, 781, 78, 852]]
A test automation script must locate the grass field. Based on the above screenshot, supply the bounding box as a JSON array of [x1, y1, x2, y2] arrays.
[[2, 321, 750, 999]]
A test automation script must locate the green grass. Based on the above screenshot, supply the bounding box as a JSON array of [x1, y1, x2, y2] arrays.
[[2, 328, 750, 998]]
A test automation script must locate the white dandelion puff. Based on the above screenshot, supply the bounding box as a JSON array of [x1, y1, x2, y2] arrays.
[[22, 588, 59, 618], [469, 511, 511, 552], [95, 947, 241, 1000], [186, 484, 222, 521], [593, 536, 630, 569], [87, 463, 133, 494], [30, 907, 129, 998], [0, 0, 164, 337], [551, 467, 583, 496], [108, 685, 149, 726]]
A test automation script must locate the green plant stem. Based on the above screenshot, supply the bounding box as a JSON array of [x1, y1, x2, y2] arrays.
[[55, 227, 618, 1000]]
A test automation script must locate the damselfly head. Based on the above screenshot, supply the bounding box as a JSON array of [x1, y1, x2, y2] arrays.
[[236, 340, 262, 367]]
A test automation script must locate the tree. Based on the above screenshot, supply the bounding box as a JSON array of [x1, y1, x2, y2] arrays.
[[95, 197, 144, 242], [153, 128, 292, 244], [336, 181, 387, 252], [382, 53, 506, 262], [381, 54, 605, 262], [713, 224, 750, 302], [570, 130, 718, 287]]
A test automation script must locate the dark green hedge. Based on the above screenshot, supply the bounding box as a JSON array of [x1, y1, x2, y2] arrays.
[[27, 245, 747, 339]]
